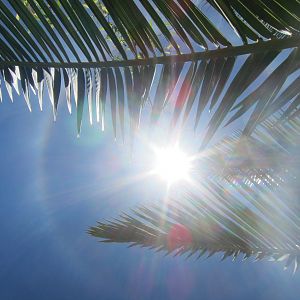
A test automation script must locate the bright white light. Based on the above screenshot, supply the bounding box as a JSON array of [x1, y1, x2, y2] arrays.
[[153, 147, 191, 183]]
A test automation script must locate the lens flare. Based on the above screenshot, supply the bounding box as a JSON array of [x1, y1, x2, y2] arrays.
[[167, 223, 193, 251], [153, 147, 191, 184]]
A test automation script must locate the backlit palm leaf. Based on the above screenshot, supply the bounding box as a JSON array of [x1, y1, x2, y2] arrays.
[[90, 115, 300, 273], [1, 0, 300, 273], [0, 0, 300, 271], [1, 49, 299, 144], [0, 1, 299, 145]]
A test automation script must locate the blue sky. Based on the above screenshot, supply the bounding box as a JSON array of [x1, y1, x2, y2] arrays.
[[1, 76, 300, 300], [1, 1, 300, 299]]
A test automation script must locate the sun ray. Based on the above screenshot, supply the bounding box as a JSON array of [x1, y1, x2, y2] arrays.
[[152, 146, 192, 185]]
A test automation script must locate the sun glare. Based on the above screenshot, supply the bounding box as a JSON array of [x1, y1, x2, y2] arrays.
[[153, 147, 191, 184]]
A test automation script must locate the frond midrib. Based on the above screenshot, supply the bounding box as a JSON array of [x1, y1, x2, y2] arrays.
[[1, 36, 299, 69]]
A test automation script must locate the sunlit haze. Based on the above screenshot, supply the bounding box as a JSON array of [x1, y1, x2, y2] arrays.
[[153, 147, 191, 184]]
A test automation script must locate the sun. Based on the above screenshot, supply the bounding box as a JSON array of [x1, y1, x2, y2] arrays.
[[153, 146, 191, 184]]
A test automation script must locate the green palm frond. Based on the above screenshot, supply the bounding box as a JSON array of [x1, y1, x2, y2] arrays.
[[90, 115, 300, 272], [1, 0, 299, 62], [1, 47, 299, 145], [1, 0, 300, 273], [0, 1, 299, 145]]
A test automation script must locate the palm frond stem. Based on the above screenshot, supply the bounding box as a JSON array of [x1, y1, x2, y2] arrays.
[[1, 37, 299, 69]]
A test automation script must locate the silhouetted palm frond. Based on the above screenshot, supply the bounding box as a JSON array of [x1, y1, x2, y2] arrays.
[[1, 47, 299, 145], [1, 1, 300, 272], [90, 116, 300, 272], [1, 0, 299, 61], [89, 180, 300, 273], [0, 1, 299, 145]]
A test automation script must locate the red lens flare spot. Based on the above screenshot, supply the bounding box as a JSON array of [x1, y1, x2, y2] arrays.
[[174, 82, 191, 108], [167, 224, 193, 251]]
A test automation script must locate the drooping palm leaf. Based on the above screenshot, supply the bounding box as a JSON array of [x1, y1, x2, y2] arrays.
[[1, 1, 300, 272], [0, 0, 299, 145], [89, 181, 300, 273], [1, 48, 299, 145], [90, 115, 300, 273]]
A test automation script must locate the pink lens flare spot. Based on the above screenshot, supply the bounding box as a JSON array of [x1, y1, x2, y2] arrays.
[[167, 223, 193, 251]]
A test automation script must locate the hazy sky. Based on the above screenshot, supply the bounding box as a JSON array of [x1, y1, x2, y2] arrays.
[[1, 77, 300, 300], [1, 1, 300, 299]]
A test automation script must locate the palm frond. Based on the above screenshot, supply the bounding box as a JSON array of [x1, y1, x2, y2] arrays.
[[0, 48, 299, 145], [0, 1, 299, 144], [89, 181, 300, 273], [1, 0, 299, 63], [200, 113, 300, 186], [90, 115, 300, 273], [1, 0, 300, 272], [1, 48, 299, 146]]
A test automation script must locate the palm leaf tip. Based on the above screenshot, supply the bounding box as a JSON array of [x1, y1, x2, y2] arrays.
[[89, 188, 300, 273], [0, 0, 299, 275], [1, 43, 299, 141], [89, 115, 300, 272]]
